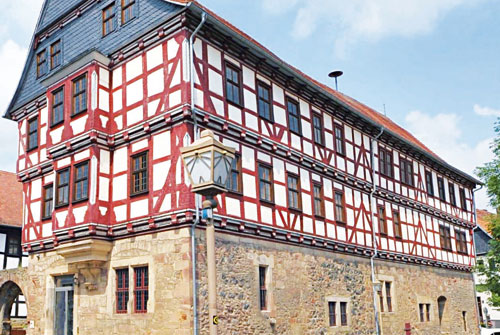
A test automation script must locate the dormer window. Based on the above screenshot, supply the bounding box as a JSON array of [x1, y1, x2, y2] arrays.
[[121, 0, 136, 24], [36, 50, 47, 77], [50, 40, 61, 69], [72, 74, 87, 116], [103, 4, 116, 36]]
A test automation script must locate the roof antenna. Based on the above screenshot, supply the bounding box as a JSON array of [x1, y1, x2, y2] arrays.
[[328, 70, 343, 91], [383, 104, 387, 116]]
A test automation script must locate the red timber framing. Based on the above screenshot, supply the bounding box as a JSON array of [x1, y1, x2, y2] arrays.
[[10, 9, 477, 271]]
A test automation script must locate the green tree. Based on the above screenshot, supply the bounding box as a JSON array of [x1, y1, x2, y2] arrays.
[[476, 121, 500, 306]]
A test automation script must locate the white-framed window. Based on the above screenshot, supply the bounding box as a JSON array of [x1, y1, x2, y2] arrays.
[[326, 296, 350, 328]]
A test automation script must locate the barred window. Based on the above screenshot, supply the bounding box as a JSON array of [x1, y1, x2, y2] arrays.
[[328, 301, 336, 326], [134, 267, 148, 313], [385, 282, 392, 312], [73, 162, 89, 202], [116, 268, 129, 313], [340, 302, 348, 326], [131, 152, 148, 195], [259, 266, 267, 310]]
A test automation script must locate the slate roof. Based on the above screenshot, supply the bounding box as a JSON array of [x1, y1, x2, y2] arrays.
[[37, 0, 85, 34], [0, 171, 23, 228], [5, 0, 182, 119]]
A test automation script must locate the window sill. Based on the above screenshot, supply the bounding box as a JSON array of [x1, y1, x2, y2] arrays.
[[226, 99, 245, 110], [288, 207, 302, 213], [336, 221, 347, 226], [335, 152, 346, 157], [26, 146, 38, 153], [50, 120, 64, 129], [71, 109, 88, 119], [54, 203, 69, 210], [226, 190, 243, 197], [313, 141, 325, 148], [259, 116, 274, 124], [259, 199, 275, 206], [121, 16, 137, 28], [72, 197, 89, 205], [42, 216, 53, 222], [289, 129, 302, 137], [131, 190, 149, 198]]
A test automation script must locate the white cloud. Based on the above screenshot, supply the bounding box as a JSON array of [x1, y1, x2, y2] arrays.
[[404, 110, 493, 209], [263, 0, 481, 56], [0, 0, 44, 38], [473, 104, 500, 117], [0, 39, 27, 173]]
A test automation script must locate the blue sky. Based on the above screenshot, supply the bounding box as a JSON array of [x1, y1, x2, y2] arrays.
[[0, 0, 497, 209]]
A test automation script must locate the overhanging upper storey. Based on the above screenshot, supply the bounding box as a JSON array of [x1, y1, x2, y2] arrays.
[[179, 1, 481, 189]]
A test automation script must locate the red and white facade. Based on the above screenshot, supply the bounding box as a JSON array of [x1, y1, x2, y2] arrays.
[[10, 4, 479, 272]]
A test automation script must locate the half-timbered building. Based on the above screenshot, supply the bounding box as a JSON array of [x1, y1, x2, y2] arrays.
[[2, 0, 482, 334], [0, 171, 28, 333]]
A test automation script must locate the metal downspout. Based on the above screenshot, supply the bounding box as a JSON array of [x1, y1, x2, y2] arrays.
[[189, 11, 207, 335], [370, 128, 384, 335], [472, 184, 484, 333]]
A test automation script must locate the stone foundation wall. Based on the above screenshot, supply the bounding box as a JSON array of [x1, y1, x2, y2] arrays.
[[9, 228, 194, 335], [196, 231, 479, 335], [0, 228, 479, 335]]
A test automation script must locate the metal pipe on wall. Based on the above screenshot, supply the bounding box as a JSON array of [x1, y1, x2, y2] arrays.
[[471, 184, 484, 334], [189, 11, 207, 335], [370, 127, 384, 335]]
